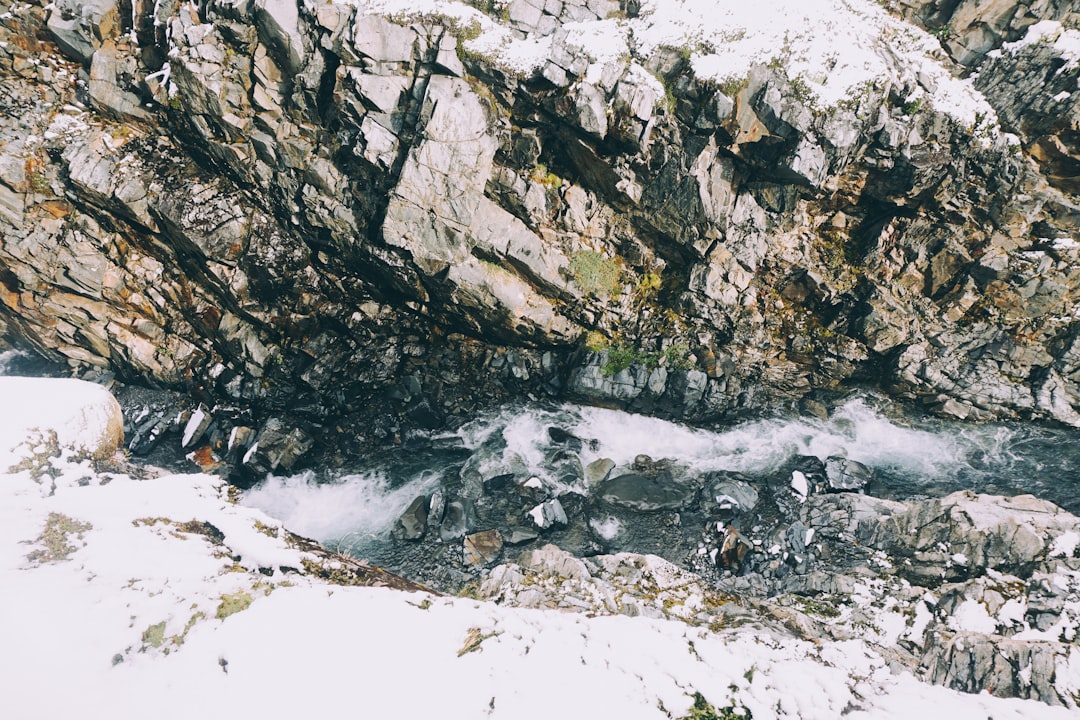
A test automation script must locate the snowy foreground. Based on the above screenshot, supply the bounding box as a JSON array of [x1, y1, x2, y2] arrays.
[[0, 378, 1074, 719]]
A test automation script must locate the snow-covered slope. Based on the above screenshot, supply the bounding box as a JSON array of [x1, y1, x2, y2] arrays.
[[1, 379, 1075, 719], [354, 0, 998, 130]]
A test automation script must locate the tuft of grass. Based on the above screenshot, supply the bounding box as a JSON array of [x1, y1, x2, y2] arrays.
[[457, 626, 499, 657], [601, 345, 638, 376], [216, 591, 253, 619], [529, 163, 562, 188], [142, 622, 167, 648], [680, 692, 752, 720], [26, 513, 92, 563], [569, 250, 622, 298], [599, 342, 693, 376]]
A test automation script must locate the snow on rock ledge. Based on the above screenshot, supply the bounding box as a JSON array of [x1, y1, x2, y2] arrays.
[[0, 377, 123, 468]]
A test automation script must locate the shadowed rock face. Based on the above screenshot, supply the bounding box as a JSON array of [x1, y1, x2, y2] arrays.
[[1, 0, 1079, 448]]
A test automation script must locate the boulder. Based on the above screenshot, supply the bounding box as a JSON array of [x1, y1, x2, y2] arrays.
[[596, 473, 698, 511], [824, 456, 871, 493], [526, 498, 568, 531], [0, 377, 123, 468], [463, 529, 503, 566], [393, 495, 429, 541], [440, 499, 477, 542]]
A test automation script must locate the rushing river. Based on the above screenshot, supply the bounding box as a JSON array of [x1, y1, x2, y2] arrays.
[[241, 395, 1080, 563]]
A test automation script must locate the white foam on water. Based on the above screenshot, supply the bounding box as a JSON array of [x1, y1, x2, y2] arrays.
[[0, 349, 25, 375], [567, 397, 967, 481], [240, 469, 438, 547], [241, 396, 1080, 549]]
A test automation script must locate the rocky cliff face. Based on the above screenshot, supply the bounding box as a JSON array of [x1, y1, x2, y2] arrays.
[[1, 0, 1080, 453]]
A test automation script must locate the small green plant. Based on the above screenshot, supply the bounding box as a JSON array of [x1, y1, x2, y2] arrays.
[[530, 163, 562, 188], [787, 74, 818, 108], [901, 97, 923, 115], [142, 622, 167, 648], [715, 71, 751, 99], [569, 250, 622, 298], [679, 692, 752, 720], [932, 25, 952, 41], [26, 513, 92, 563], [601, 344, 638, 376], [216, 591, 253, 619]]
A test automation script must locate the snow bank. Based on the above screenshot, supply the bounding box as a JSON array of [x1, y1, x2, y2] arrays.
[[0, 377, 124, 468]]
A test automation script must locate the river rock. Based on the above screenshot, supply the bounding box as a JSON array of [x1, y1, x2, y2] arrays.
[[824, 456, 871, 493], [463, 530, 503, 567], [596, 473, 698, 511], [393, 495, 428, 541], [584, 457, 615, 486], [440, 499, 477, 542], [526, 498, 568, 531]]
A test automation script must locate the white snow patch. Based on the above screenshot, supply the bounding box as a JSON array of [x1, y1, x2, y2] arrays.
[[1050, 531, 1079, 558], [791, 470, 809, 499], [181, 408, 206, 448], [0, 377, 121, 468], [589, 516, 622, 540], [949, 599, 997, 634], [341, 0, 997, 130]]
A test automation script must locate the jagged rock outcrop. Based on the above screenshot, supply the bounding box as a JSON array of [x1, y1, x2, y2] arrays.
[[1, 0, 1079, 449]]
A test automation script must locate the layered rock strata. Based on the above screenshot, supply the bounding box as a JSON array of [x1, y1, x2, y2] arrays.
[[0, 0, 1079, 454]]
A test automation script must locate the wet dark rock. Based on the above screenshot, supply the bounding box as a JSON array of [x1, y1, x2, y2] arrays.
[[595, 473, 698, 512], [824, 456, 872, 493], [440, 499, 477, 542], [506, 526, 540, 545], [392, 495, 428, 541], [244, 418, 314, 475], [427, 488, 447, 528], [526, 498, 568, 531], [584, 457, 615, 487], [546, 426, 582, 451], [482, 473, 518, 493], [517, 476, 549, 502], [702, 473, 760, 514]]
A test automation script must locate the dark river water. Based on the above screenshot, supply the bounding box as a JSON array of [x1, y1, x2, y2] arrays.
[[239, 395, 1080, 559]]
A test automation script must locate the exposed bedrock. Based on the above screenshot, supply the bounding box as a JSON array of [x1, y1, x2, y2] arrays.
[[0, 0, 1079, 453]]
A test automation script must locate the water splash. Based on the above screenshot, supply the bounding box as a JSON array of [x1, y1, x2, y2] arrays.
[[243, 395, 1080, 548], [240, 468, 440, 550]]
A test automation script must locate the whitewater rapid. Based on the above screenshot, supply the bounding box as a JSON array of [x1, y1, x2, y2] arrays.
[[241, 395, 1080, 552]]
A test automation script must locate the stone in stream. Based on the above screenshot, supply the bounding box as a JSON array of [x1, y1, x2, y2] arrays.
[[703, 473, 759, 513], [482, 472, 517, 493], [547, 426, 583, 451], [427, 488, 447, 527], [526, 498, 568, 531], [505, 526, 540, 545], [824, 456, 871, 492], [440, 499, 477, 542], [393, 495, 428, 541], [596, 473, 698, 511], [463, 530, 503, 566], [584, 457, 615, 487]]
